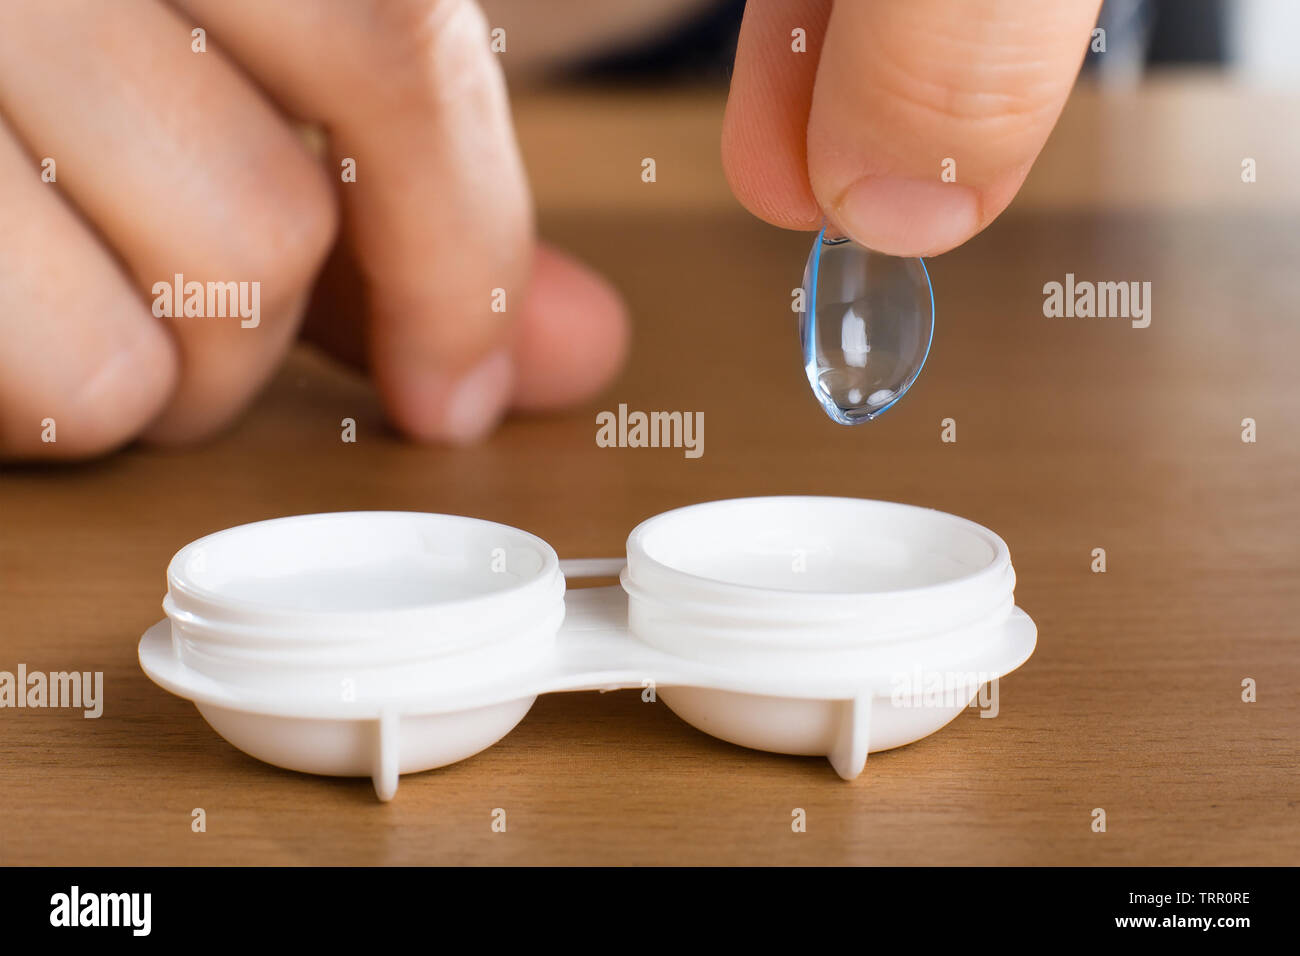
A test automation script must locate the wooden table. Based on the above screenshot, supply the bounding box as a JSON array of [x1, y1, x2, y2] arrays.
[[2, 76, 1297, 865]]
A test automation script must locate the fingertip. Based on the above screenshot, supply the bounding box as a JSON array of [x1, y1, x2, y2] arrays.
[[830, 176, 982, 258], [6, 320, 178, 460], [828, 168, 1030, 257], [806, 0, 1097, 257], [379, 348, 515, 446], [721, 125, 823, 232], [510, 244, 630, 413], [370, 243, 626, 440]]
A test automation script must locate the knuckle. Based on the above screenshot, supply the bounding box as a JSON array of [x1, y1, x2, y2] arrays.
[[371, 0, 487, 55], [2, 320, 177, 460], [362, 0, 499, 104], [222, 139, 338, 303]]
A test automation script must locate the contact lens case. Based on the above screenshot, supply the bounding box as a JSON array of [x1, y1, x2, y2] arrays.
[[138, 496, 1036, 800]]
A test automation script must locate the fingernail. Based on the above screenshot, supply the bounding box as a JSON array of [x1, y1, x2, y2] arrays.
[[393, 349, 514, 445], [439, 350, 514, 444], [832, 176, 981, 257]]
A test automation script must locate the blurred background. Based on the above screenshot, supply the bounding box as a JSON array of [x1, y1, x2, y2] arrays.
[[561, 0, 1300, 87], [481, 0, 1300, 227]]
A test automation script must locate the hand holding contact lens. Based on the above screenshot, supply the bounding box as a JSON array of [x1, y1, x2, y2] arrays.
[[800, 227, 935, 424]]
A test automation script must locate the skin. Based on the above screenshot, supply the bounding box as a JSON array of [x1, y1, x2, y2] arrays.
[[0, 0, 1100, 460]]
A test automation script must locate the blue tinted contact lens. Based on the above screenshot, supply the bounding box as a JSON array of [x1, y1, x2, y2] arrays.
[[800, 227, 934, 424]]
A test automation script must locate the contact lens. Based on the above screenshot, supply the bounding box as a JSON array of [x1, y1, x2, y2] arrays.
[[800, 227, 934, 424]]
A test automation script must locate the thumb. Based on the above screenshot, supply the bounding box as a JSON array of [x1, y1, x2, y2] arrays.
[[725, 0, 1102, 257]]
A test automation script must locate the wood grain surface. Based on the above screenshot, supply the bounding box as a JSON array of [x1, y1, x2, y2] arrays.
[[1, 80, 1298, 865]]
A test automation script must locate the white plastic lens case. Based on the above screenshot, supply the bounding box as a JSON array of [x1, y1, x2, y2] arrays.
[[138, 496, 1037, 800]]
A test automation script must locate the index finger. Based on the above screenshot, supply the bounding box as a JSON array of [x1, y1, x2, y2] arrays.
[[177, 0, 533, 441]]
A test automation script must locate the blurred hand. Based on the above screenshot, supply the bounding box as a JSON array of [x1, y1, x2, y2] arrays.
[[0, 0, 629, 458], [0, 0, 1103, 460], [723, 0, 1103, 256]]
